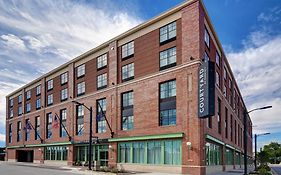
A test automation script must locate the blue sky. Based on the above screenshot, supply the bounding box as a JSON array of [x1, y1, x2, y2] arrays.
[[0, 0, 280, 150]]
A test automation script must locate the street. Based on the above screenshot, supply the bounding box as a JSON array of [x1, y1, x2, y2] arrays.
[[270, 164, 281, 175]]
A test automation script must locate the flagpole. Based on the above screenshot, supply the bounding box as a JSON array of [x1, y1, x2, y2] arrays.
[[55, 113, 72, 141]]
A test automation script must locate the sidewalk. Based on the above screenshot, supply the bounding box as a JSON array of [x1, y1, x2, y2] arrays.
[[207, 166, 255, 175]]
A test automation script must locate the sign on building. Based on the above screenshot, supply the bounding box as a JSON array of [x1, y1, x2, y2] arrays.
[[198, 61, 215, 118]]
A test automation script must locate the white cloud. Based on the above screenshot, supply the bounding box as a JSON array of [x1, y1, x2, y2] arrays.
[[0, 133, 5, 142], [0, 0, 142, 138], [228, 33, 281, 135]]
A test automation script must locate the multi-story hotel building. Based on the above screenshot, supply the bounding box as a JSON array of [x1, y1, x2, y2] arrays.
[[5, 0, 253, 174]]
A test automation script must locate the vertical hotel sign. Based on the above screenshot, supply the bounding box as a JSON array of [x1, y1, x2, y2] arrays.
[[198, 61, 215, 118]]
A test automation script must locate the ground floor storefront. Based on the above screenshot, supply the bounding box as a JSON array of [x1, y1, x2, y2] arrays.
[[6, 133, 252, 174]]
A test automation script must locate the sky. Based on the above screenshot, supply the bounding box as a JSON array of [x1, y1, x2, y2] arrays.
[[0, 0, 280, 150]]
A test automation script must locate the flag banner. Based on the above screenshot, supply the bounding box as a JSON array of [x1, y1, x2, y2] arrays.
[[23, 121, 32, 132], [96, 113, 103, 121], [53, 115, 59, 128]]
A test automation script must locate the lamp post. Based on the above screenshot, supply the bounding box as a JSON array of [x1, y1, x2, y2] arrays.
[[243, 105, 272, 175], [254, 132, 270, 171], [72, 101, 93, 170]]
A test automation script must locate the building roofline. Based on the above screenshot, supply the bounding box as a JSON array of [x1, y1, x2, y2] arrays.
[[7, 0, 197, 97]]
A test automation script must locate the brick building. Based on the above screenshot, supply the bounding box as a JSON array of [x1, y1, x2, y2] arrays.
[[5, 0, 253, 174]]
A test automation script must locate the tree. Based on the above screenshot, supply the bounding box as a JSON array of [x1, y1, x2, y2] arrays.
[[261, 142, 281, 164]]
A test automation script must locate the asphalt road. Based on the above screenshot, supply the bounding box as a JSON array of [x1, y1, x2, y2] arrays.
[[270, 164, 281, 175], [0, 162, 86, 175]]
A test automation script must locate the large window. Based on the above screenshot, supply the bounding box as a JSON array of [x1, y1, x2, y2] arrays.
[[26, 90, 31, 100], [160, 47, 176, 70], [18, 106, 22, 116], [204, 27, 210, 48], [36, 85, 41, 96], [47, 79, 53, 91], [10, 99, 13, 107], [60, 109, 67, 138], [206, 142, 222, 165], [216, 71, 220, 87], [17, 121, 21, 142], [121, 91, 134, 130], [76, 105, 84, 135], [122, 41, 134, 59], [18, 94, 22, 103], [77, 64, 85, 78], [61, 88, 68, 101], [159, 80, 176, 126], [97, 73, 107, 90], [77, 82, 85, 96], [25, 119, 30, 141], [35, 116, 40, 140], [122, 63, 134, 81], [119, 140, 181, 165], [204, 51, 210, 61], [60, 72, 68, 85], [97, 54, 107, 69], [47, 94, 53, 106], [36, 98, 41, 110], [216, 51, 220, 66], [46, 113, 52, 139], [97, 98, 106, 133], [225, 107, 228, 139], [225, 148, 234, 165], [45, 146, 68, 161], [26, 103, 31, 113], [160, 21, 176, 44], [9, 108, 13, 118], [218, 98, 221, 134], [9, 124, 12, 143]]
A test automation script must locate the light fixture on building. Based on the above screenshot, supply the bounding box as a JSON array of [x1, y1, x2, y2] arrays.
[[186, 142, 192, 150]]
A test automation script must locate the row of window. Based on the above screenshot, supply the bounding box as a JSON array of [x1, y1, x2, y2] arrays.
[[119, 139, 181, 165]]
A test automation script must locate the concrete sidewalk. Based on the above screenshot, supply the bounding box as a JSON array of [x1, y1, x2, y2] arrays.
[[207, 166, 255, 175]]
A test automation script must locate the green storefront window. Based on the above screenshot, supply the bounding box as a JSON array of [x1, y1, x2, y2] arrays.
[[206, 142, 222, 166], [44, 146, 68, 161]]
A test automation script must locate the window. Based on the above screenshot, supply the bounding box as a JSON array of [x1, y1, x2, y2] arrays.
[[205, 27, 210, 48], [26, 91, 31, 100], [60, 109, 67, 138], [44, 146, 68, 161], [35, 116, 40, 140], [97, 98, 106, 133], [160, 21, 176, 43], [122, 41, 134, 59], [160, 80, 176, 126], [216, 51, 220, 66], [77, 64, 85, 78], [25, 119, 30, 141], [10, 99, 13, 107], [60, 72, 68, 85], [47, 79, 53, 91], [122, 91, 134, 130], [225, 107, 228, 139], [97, 54, 107, 69], [225, 149, 233, 165], [76, 105, 84, 135], [216, 71, 220, 87], [36, 98, 41, 110], [17, 121, 21, 142], [26, 103, 31, 113], [9, 124, 12, 143], [218, 98, 221, 134], [207, 117, 212, 128], [46, 113, 52, 139], [160, 47, 176, 70], [47, 94, 53, 106], [122, 63, 134, 81], [206, 142, 221, 165], [119, 140, 181, 165], [230, 115, 233, 142], [18, 106, 22, 116], [204, 52, 210, 61], [77, 82, 85, 96], [36, 85, 41, 96], [61, 88, 68, 101], [18, 94, 22, 103], [224, 67, 227, 80], [97, 73, 107, 89], [9, 108, 13, 118], [235, 120, 237, 144]]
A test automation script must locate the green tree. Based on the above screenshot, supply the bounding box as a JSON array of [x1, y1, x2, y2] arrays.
[[261, 142, 281, 164]]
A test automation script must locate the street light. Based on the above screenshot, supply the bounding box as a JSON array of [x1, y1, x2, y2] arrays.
[[243, 105, 272, 175], [72, 100, 93, 170], [254, 132, 270, 171]]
